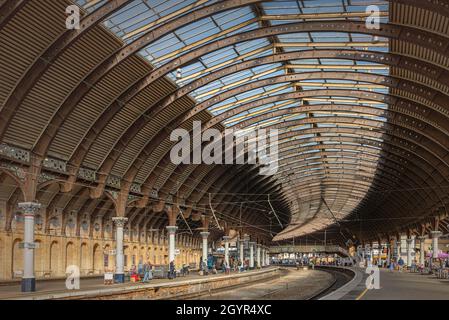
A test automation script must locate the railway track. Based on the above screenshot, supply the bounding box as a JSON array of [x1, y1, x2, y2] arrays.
[[187, 266, 354, 300], [308, 266, 354, 300]]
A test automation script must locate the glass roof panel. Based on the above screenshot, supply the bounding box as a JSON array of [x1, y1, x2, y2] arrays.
[[91, 0, 391, 237]]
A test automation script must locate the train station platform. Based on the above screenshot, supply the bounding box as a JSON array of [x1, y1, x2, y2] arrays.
[[358, 269, 449, 300], [328, 268, 449, 300], [0, 267, 280, 300]]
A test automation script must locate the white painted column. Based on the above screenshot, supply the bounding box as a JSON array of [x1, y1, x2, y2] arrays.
[[386, 242, 391, 265], [19, 202, 41, 292], [266, 250, 270, 266], [256, 245, 261, 268], [261, 247, 266, 267], [378, 243, 383, 266], [249, 242, 255, 268], [239, 238, 244, 263], [431, 231, 442, 259], [201, 232, 210, 267], [166, 226, 178, 264], [392, 240, 398, 262], [418, 236, 427, 265], [223, 236, 230, 266], [113, 217, 128, 283], [406, 238, 413, 267]]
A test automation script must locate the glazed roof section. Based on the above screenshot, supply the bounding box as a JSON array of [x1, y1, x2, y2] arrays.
[[82, 0, 389, 123], [75, 0, 391, 237]]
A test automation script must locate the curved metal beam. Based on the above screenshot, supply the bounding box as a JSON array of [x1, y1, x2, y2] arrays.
[[53, 22, 449, 176], [0, 0, 131, 139], [135, 86, 449, 198], [26, 0, 264, 155]]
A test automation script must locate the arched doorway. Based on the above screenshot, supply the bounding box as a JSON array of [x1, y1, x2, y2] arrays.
[[50, 241, 60, 277], [65, 242, 75, 269], [11, 238, 23, 279], [80, 243, 89, 275], [34, 240, 44, 278], [123, 246, 129, 270], [92, 244, 102, 274], [140, 246, 145, 265], [103, 244, 114, 271], [132, 246, 138, 267]]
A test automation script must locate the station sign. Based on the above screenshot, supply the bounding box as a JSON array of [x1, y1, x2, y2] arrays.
[[19, 242, 39, 249]]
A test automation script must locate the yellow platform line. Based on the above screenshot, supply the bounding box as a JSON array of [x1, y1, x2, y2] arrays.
[[356, 288, 369, 300]]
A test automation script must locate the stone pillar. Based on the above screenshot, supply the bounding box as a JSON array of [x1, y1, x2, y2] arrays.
[[113, 217, 128, 283], [392, 240, 399, 262], [223, 236, 230, 266], [201, 232, 210, 267], [266, 249, 270, 266], [239, 238, 244, 263], [418, 236, 427, 265], [397, 240, 402, 262], [386, 242, 391, 266], [166, 226, 178, 265], [249, 242, 255, 269], [378, 242, 383, 267], [366, 244, 372, 267], [261, 247, 266, 267], [256, 245, 261, 268], [18, 202, 41, 292], [406, 238, 413, 267], [431, 231, 442, 259]]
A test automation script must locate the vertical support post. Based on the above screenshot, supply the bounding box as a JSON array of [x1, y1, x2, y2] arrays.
[[378, 240, 383, 267], [201, 232, 210, 268], [386, 244, 390, 266], [418, 236, 427, 265], [406, 238, 413, 267], [166, 226, 178, 265], [431, 231, 442, 259], [249, 242, 255, 269], [113, 217, 128, 283], [223, 236, 230, 267], [256, 244, 261, 268], [19, 202, 41, 292], [262, 247, 266, 267], [239, 238, 244, 263]]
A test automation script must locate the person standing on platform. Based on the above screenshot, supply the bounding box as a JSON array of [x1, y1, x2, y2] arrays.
[[142, 262, 152, 283], [398, 257, 404, 272], [168, 260, 176, 279]]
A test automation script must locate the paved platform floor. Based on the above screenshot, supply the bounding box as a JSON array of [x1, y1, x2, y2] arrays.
[[0, 269, 267, 300], [348, 269, 449, 300]]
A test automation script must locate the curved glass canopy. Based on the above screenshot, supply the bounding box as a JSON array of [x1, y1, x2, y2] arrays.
[[73, 0, 391, 240]]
